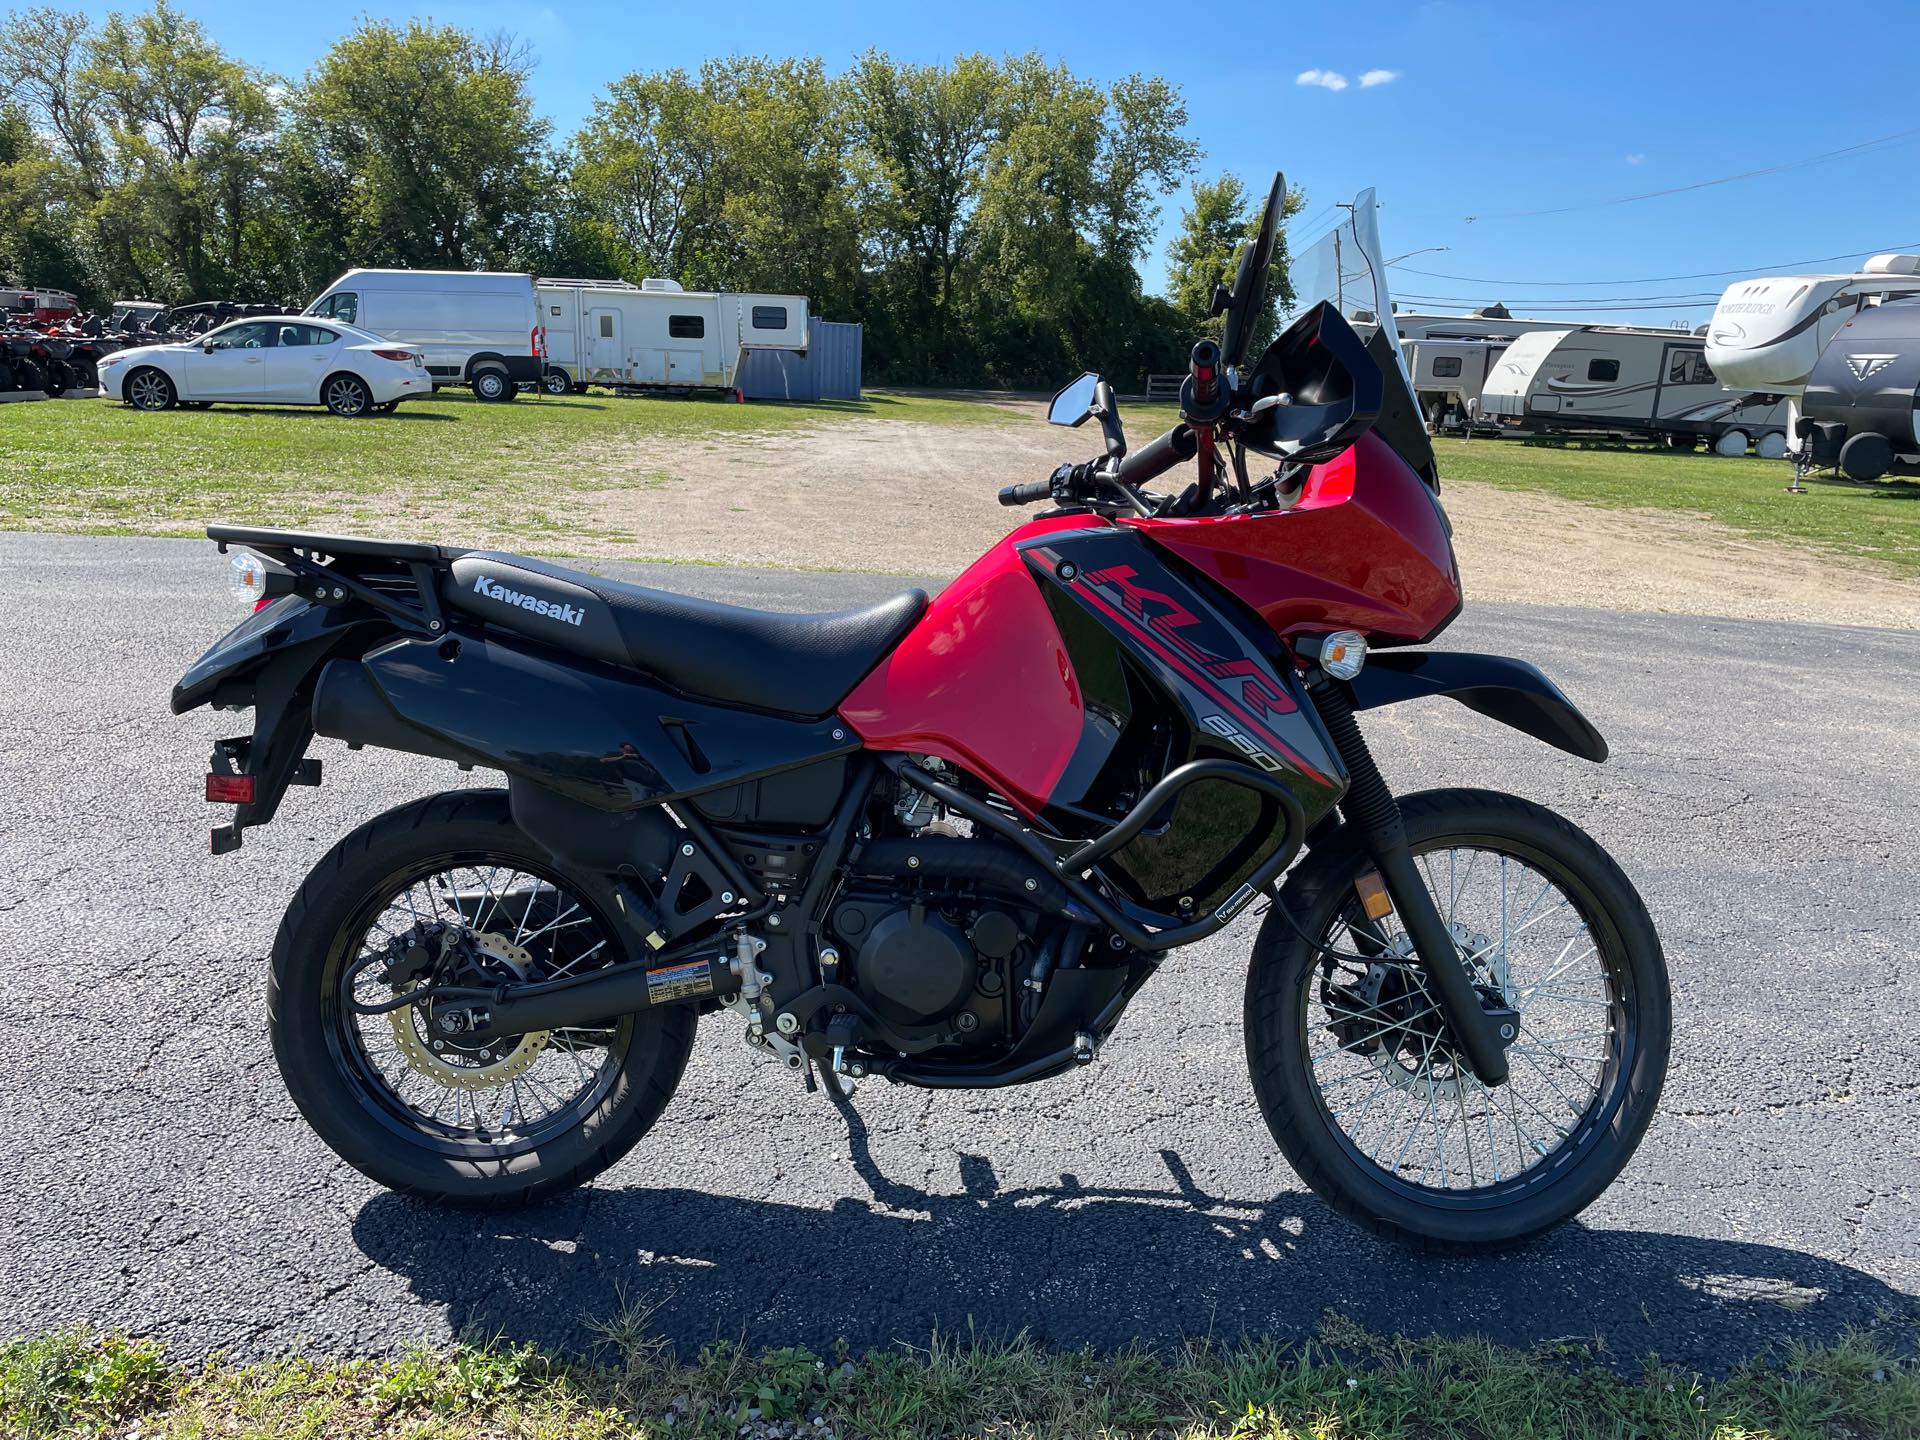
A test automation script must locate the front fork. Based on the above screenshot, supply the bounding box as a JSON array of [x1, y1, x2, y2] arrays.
[[1308, 675, 1515, 1086]]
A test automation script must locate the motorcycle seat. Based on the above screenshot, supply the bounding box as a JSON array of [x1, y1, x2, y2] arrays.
[[447, 551, 927, 717]]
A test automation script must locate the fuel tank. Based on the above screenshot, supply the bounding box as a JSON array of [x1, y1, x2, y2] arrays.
[[840, 518, 1347, 912]]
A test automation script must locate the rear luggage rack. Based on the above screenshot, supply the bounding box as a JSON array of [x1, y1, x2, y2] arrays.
[[208, 524, 451, 637]]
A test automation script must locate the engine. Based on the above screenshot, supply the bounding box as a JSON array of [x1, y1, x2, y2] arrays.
[[827, 887, 1035, 1050]]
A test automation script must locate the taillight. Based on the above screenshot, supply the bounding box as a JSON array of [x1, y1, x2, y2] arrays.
[[205, 773, 255, 804], [372, 348, 413, 362]]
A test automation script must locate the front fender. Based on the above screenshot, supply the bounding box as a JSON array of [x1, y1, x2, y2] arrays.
[[1348, 650, 1608, 762]]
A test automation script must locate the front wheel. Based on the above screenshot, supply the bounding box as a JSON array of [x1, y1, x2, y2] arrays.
[[268, 790, 696, 1206], [1244, 788, 1669, 1251]]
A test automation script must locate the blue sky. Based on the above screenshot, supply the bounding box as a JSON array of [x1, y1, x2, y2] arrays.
[[170, 0, 1920, 324]]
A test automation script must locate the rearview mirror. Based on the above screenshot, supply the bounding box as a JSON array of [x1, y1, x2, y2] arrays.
[[1047, 372, 1100, 427]]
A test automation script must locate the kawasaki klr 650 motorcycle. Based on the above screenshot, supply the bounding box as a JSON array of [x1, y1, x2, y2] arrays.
[[174, 174, 1669, 1249]]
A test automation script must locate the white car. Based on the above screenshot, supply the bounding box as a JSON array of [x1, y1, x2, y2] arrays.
[[97, 316, 432, 416]]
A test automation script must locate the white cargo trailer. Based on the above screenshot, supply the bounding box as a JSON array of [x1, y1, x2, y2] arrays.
[[535, 278, 808, 396]]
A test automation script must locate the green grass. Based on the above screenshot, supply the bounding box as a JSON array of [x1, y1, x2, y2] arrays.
[[1434, 436, 1920, 578], [0, 388, 1015, 544], [3, 389, 1918, 580], [3, 1322, 1915, 1439]]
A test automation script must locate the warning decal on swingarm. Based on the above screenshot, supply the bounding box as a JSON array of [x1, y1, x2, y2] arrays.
[[646, 959, 715, 1005]]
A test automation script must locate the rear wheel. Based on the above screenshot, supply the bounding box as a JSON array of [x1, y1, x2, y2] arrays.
[[471, 368, 515, 402], [1713, 429, 1750, 457], [541, 367, 573, 396], [126, 367, 175, 410], [324, 373, 373, 417], [269, 789, 697, 1205], [1244, 788, 1669, 1251]]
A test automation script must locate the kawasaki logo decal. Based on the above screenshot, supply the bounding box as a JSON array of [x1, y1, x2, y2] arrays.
[[472, 575, 587, 627]]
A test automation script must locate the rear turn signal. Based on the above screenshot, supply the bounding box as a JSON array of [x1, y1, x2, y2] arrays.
[[205, 773, 255, 804]]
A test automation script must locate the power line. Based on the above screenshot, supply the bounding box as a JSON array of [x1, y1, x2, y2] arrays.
[[1391, 241, 1920, 288], [1461, 127, 1920, 222], [1397, 288, 1724, 305]]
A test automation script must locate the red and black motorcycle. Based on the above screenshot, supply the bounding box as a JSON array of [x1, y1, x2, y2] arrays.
[[174, 175, 1669, 1249]]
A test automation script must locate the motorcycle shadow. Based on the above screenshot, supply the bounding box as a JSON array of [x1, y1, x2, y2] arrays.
[[351, 1101, 1916, 1372]]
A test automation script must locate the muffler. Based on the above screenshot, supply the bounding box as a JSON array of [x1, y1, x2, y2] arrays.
[[449, 942, 736, 1043]]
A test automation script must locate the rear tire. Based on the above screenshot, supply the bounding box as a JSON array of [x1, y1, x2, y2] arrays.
[[324, 373, 373, 417], [541, 367, 572, 396], [1713, 429, 1750, 457], [268, 789, 697, 1206], [1244, 788, 1669, 1251], [471, 368, 515, 402]]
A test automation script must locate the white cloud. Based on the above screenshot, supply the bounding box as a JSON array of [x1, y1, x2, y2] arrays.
[[1296, 69, 1350, 91], [1624, 152, 1647, 165], [1359, 69, 1400, 88]]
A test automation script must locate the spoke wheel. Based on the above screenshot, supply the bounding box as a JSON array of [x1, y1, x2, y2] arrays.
[[270, 789, 696, 1206], [325, 374, 370, 416], [127, 368, 174, 410], [1244, 788, 1669, 1251], [327, 860, 631, 1158], [1308, 846, 1620, 1196]]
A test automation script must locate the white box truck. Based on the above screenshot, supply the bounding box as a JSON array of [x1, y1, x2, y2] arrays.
[[535, 278, 808, 396], [304, 268, 542, 402]]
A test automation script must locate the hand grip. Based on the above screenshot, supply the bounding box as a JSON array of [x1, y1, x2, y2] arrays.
[[998, 479, 1054, 506], [1114, 425, 1197, 489]]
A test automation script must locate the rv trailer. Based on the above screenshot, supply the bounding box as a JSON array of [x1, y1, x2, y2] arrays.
[[1402, 336, 1512, 432], [1794, 295, 1920, 481], [1480, 325, 1790, 454], [536, 278, 808, 395], [1379, 312, 1573, 432], [1704, 254, 1920, 438]]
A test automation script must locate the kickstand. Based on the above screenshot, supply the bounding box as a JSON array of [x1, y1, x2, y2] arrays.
[[815, 1058, 857, 1107]]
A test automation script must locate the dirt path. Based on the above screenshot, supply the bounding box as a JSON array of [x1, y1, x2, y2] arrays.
[[563, 413, 1918, 628]]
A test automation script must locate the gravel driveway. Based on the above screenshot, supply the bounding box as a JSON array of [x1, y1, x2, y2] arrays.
[[1, 533, 1914, 1372]]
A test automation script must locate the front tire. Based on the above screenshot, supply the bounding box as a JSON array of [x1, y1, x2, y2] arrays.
[[1244, 788, 1669, 1251], [268, 789, 696, 1206], [125, 367, 175, 410]]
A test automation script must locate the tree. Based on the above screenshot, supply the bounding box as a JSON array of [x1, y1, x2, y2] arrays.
[[293, 20, 550, 271], [80, 0, 285, 298]]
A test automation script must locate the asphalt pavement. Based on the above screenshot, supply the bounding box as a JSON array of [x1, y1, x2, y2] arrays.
[[0, 532, 1915, 1372]]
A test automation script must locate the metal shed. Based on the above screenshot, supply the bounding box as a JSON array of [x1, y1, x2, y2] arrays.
[[738, 320, 862, 401]]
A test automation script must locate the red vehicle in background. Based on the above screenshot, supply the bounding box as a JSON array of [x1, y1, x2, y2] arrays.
[[171, 172, 1670, 1251], [0, 286, 79, 326]]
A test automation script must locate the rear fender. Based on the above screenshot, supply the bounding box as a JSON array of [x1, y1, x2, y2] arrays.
[[1348, 651, 1608, 762], [173, 597, 392, 850]]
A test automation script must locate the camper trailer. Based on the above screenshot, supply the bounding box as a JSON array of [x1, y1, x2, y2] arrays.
[[1704, 254, 1920, 437], [536, 278, 808, 395], [1795, 296, 1920, 480], [1480, 326, 1790, 454], [1402, 337, 1512, 431], [1357, 311, 1571, 432]]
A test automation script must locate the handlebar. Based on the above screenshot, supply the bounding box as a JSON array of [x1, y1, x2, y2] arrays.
[[997, 478, 1056, 507], [1115, 425, 1197, 489], [998, 423, 1200, 509]]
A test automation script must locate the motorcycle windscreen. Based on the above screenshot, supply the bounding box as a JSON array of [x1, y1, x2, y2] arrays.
[[1286, 189, 1440, 487]]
